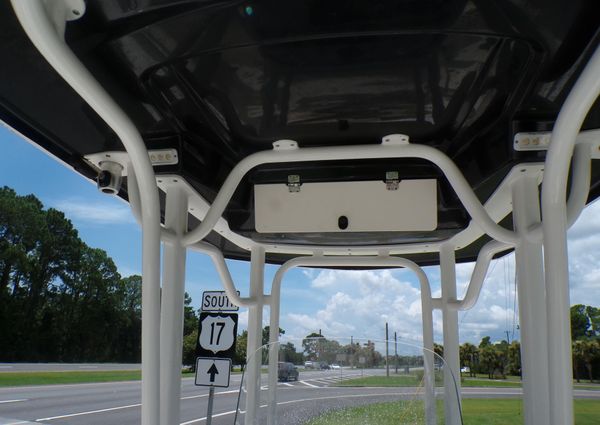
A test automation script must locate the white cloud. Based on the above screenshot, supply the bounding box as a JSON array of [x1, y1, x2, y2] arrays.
[[280, 253, 523, 347], [117, 264, 141, 277], [567, 200, 600, 306], [238, 310, 249, 328], [301, 268, 317, 280], [281, 269, 429, 347], [50, 198, 136, 225]]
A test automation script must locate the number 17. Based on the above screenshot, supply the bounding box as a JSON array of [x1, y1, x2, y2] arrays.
[[210, 322, 226, 345]]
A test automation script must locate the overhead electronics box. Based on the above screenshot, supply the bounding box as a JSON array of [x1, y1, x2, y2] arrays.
[[254, 179, 437, 233]]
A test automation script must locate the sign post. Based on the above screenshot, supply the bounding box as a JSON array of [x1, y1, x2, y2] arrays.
[[206, 387, 215, 425], [195, 291, 239, 424]]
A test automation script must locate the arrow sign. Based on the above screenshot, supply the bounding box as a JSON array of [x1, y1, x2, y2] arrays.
[[195, 357, 231, 387], [207, 363, 219, 383]]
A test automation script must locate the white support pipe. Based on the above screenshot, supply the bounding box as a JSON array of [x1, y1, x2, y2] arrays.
[[450, 239, 511, 311], [127, 167, 143, 225], [440, 245, 462, 425], [266, 256, 436, 425], [566, 143, 593, 229], [512, 175, 550, 425], [10, 3, 163, 425], [181, 143, 519, 247], [448, 138, 595, 313], [445, 138, 595, 314], [528, 141, 593, 242], [245, 246, 266, 425], [126, 174, 257, 310], [188, 242, 259, 308], [159, 186, 188, 425], [127, 130, 594, 258], [130, 139, 590, 258], [542, 46, 600, 425]]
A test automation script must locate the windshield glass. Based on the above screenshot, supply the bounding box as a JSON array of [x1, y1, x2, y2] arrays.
[[234, 336, 460, 425]]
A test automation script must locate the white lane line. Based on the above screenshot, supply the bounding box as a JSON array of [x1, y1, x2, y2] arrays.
[[0, 399, 28, 404], [36, 403, 141, 421], [179, 404, 270, 425], [181, 389, 238, 400], [298, 380, 319, 388], [180, 409, 237, 425], [36, 388, 241, 421], [280, 382, 293, 387], [311, 379, 332, 385], [4, 421, 33, 425]]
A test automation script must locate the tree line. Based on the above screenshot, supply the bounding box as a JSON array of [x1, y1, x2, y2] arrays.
[[0, 187, 143, 362], [456, 304, 600, 382], [571, 304, 600, 382], [0, 186, 207, 363], [458, 337, 521, 379], [2, 185, 599, 376]]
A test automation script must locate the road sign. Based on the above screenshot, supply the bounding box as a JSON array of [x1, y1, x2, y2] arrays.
[[196, 312, 238, 359], [195, 357, 231, 387], [201, 291, 240, 312]]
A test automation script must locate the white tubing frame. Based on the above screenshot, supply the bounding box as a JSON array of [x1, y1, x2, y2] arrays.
[[440, 245, 462, 425], [107, 129, 596, 257], [10, 2, 600, 425], [541, 46, 600, 425], [512, 174, 550, 425], [159, 185, 188, 425], [127, 135, 593, 425], [244, 247, 266, 425], [266, 255, 437, 425], [179, 141, 519, 246], [10, 2, 163, 425]]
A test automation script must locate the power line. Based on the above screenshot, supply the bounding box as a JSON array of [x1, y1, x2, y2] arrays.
[[511, 255, 519, 342], [504, 257, 510, 333]]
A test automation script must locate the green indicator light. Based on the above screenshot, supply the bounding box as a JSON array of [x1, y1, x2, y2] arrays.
[[245, 6, 254, 16]]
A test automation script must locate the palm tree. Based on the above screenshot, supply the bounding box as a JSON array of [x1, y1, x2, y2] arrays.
[[573, 339, 600, 383], [460, 343, 478, 377]]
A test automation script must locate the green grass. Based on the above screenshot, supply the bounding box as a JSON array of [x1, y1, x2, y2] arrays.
[[0, 370, 143, 387], [465, 373, 522, 382], [337, 375, 424, 387], [336, 374, 523, 389], [0, 369, 199, 387], [574, 384, 600, 391], [461, 378, 521, 388], [0, 366, 253, 387], [304, 400, 431, 425], [304, 399, 600, 425]]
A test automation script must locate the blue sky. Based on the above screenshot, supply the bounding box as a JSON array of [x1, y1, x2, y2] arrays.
[[2, 123, 600, 352]]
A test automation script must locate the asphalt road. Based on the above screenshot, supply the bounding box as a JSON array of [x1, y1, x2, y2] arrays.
[[1, 369, 599, 425]]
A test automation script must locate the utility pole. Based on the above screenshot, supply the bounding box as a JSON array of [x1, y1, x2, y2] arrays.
[[385, 322, 389, 377], [395, 331, 398, 374], [505, 330, 511, 344]]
